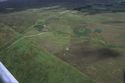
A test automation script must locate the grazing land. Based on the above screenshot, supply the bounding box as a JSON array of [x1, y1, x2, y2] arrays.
[[0, 7, 125, 83]]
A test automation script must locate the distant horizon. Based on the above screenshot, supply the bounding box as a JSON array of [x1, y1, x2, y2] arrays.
[[0, 0, 125, 13], [0, 0, 120, 8]]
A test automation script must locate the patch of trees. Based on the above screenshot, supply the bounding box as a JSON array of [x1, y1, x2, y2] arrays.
[[33, 20, 45, 31]]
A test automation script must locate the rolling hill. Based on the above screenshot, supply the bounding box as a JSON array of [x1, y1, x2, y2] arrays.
[[0, 6, 125, 83], [0, 7, 94, 83]]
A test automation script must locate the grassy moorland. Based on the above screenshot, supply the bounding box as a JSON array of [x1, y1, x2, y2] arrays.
[[0, 39, 92, 83], [0, 8, 94, 83], [0, 7, 125, 83]]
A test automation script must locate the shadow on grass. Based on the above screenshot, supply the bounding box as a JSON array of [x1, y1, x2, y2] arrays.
[[58, 45, 122, 64], [97, 48, 121, 59]]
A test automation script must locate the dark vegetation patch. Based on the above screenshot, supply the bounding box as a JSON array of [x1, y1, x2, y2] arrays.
[[73, 27, 91, 37], [0, 0, 56, 13], [94, 28, 103, 33], [57, 39, 122, 65], [74, 2, 125, 15], [97, 48, 121, 59], [101, 20, 125, 24], [33, 21, 45, 31], [68, 46, 121, 61], [74, 8, 125, 15], [1, 0, 125, 14]]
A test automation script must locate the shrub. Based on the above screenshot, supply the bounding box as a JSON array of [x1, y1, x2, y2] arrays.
[[34, 21, 45, 31], [94, 28, 102, 33], [74, 28, 91, 37]]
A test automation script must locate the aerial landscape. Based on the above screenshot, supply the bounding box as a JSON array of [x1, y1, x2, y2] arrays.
[[0, 0, 125, 83]]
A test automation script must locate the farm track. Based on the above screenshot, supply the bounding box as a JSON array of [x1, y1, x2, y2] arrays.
[[7, 32, 45, 49]]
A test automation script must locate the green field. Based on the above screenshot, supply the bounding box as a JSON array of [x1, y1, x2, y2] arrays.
[[0, 7, 125, 83]]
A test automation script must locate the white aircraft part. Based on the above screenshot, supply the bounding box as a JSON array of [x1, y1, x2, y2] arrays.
[[0, 62, 19, 83]]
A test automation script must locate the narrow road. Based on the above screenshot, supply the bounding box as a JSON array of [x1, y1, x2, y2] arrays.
[[7, 32, 45, 49]]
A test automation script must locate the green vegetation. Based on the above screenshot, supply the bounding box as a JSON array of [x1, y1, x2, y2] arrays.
[[94, 28, 103, 33], [74, 28, 91, 37], [28, 32, 71, 53], [0, 7, 125, 83], [0, 39, 92, 83], [33, 20, 45, 31]]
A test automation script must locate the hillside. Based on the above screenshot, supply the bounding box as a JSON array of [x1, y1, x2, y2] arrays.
[[0, 7, 125, 83], [0, 39, 92, 83], [0, 8, 94, 83]]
